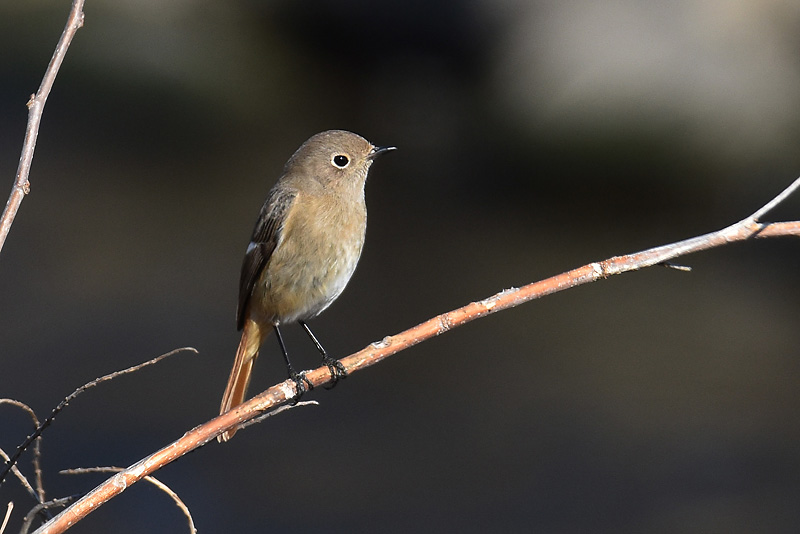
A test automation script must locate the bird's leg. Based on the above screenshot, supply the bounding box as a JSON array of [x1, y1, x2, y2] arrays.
[[274, 324, 312, 402], [299, 320, 347, 389]]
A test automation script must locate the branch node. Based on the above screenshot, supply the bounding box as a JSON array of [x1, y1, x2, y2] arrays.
[[370, 336, 393, 349], [591, 261, 606, 278], [438, 314, 454, 332]]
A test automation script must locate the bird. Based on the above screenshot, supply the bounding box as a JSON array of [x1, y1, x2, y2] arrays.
[[219, 130, 394, 441]]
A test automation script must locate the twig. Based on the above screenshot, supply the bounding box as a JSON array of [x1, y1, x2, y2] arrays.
[[31, 177, 800, 534], [1, 502, 12, 534], [0, 449, 37, 502], [750, 178, 800, 222], [0, 348, 197, 487], [236, 400, 318, 432], [60, 468, 196, 534], [19, 497, 77, 534], [0, 0, 86, 255], [0, 401, 44, 502]]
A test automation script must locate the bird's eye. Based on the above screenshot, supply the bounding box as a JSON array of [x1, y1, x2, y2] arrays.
[[332, 154, 350, 168]]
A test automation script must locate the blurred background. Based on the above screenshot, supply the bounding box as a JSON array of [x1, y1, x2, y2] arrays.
[[2, 1, 800, 532]]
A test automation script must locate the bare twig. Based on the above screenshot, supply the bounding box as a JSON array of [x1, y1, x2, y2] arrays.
[[750, 178, 800, 221], [1, 502, 12, 534], [237, 400, 318, 432], [0, 0, 85, 255], [0, 401, 44, 502], [19, 497, 77, 534], [0, 348, 197, 487], [0, 449, 36, 502], [31, 178, 800, 534], [60, 468, 196, 534]]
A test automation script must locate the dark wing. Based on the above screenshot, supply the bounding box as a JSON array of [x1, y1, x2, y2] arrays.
[[237, 187, 297, 330]]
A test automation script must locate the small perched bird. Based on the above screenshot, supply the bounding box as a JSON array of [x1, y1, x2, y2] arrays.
[[219, 130, 394, 441]]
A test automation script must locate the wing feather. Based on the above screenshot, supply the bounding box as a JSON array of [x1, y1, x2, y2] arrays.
[[236, 187, 297, 330]]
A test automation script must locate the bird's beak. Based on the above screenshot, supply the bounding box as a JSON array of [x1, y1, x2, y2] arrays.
[[368, 145, 397, 159]]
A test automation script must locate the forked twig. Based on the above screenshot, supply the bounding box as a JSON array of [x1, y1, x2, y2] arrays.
[[32, 177, 800, 534], [0, 400, 44, 502], [0, 448, 37, 501], [0, 348, 198, 487]]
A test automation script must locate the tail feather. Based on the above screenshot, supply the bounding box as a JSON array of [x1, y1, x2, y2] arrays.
[[219, 320, 266, 442]]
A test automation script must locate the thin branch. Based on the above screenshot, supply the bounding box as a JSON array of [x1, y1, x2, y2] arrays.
[[19, 497, 77, 534], [750, 177, 800, 221], [60, 468, 196, 534], [31, 178, 800, 534], [0, 348, 197, 487], [1, 502, 12, 534], [0, 401, 44, 502], [236, 400, 318, 432], [0, 449, 37, 502], [0, 0, 85, 255]]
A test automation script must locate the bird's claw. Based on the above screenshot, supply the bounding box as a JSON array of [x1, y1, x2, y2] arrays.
[[288, 370, 313, 404], [322, 356, 347, 390]]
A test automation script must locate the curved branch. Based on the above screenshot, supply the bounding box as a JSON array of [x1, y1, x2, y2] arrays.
[[0, 400, 43, 502], [60, 468, 196, 534], [1, 502, 13, 534], [32, 177, 800, 534], [0, 0, 85, 255], [0, 348, 197, 488], [19, 497, 77, 534]]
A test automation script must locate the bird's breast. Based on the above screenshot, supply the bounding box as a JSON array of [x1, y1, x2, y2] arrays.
[[253, 193, 367, 323]]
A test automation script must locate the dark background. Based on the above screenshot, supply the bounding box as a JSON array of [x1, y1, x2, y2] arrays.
[[2, 1, 800, 533]]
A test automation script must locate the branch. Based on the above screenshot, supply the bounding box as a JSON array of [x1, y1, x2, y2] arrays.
[[237, 400, 318, 432], [0, 401, 43, 502], [59, 468, 196, 534], [0, 348, 197, 487], [0, 0, 85, 255], [31, 177, 800, 534], [0, 502, 12, 534], [0, 448, 36, 504], [19, 497, 77, 534]]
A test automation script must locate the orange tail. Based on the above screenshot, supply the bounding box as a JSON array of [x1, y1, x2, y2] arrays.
[[219, 319, 266, 442]]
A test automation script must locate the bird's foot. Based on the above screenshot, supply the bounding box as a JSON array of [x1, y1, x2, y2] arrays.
[[288, 369, 313, 404], [322, 355, 347, 390]]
